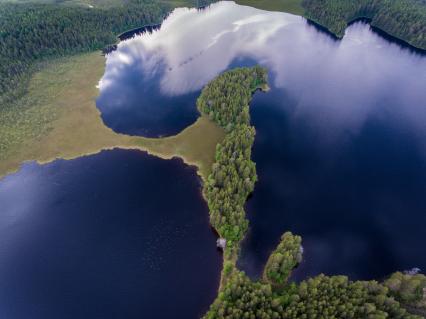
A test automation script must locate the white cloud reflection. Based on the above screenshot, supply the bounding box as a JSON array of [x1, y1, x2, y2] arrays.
[[100, 2, 302, 95], [100, 1, 426, 141]]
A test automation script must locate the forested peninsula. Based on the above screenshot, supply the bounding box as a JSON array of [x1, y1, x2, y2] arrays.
[[198, 67, 426, 319]]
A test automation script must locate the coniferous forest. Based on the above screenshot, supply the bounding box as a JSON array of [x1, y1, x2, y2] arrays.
[[302, 0, 426, 50], [197, 66, 267, 254], [0, 0, 170, 106], [263, 232, 303, 288]]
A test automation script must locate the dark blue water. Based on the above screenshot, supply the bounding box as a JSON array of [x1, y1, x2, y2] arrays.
[[0, 150, 221, 319], [238, 85, 426, 281], [96, 61, 200, 137], [94, 2, 426, 281]]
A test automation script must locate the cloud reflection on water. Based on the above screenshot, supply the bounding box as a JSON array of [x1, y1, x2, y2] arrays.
[[95, 1, 426, 280], [100, 1, 426, 143]]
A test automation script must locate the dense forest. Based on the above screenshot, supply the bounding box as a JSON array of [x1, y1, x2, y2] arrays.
[[204, 232, 425, 319], [302, 0, 426, 50], [0, 0, 216, 107], [0, 0, 169, 106], [0, 0, 214, 159], [263, 232, 303, 288], [205, 268, 424, 319], [197, 66, 268, 255], [198, 67, 426, 319], [385, 272, 426, 317]]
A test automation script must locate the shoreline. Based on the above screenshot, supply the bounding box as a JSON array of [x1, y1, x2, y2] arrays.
[[1, 143, 206, 184], [0, 52, 224, 184], [306, 16, 426, 53], [0, 114, 224, 184], [235, 0, 425, 52]]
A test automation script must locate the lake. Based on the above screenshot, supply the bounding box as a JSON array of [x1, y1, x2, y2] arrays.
[[0, 150, 221, 319], [97, 1, 426, 280], [1, 1, 426, 318]]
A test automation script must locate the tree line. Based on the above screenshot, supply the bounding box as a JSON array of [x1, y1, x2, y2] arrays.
[[0, 0, 169, 107], [385, 271, 426, 317], [204, 232, 425, 319], [302, 0, 426, 50]]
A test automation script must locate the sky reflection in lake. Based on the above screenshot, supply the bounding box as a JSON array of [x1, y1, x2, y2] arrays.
[[97, 1, 426, 280], [98, 1, 426, 141]]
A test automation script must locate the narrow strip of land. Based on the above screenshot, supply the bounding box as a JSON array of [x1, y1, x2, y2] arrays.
[[0, 52, 224, 182]]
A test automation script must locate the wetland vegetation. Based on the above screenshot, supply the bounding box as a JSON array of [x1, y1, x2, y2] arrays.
[[1, 0, 425, 171], [0, 0, 218, 176], [0, 52, 224, 181]]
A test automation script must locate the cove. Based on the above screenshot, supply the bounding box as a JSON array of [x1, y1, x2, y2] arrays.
[[0, 150, 221, 319], [96, 1, 426, 281], [239, 86, 426, 281]]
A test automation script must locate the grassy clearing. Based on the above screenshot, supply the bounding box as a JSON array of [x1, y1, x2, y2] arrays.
[[0, 52, 224, 181], [234, 0, 304, 15]]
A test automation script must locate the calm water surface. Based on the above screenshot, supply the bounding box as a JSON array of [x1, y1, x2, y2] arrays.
[[0, 150, 221, 319], [97, 1, 426, 280], [1, 2, 426, 317]]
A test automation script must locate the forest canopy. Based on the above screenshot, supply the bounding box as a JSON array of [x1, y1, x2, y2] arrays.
[[0, 0, 169, 106], [302, 0, 426, 50], [197, 66, 268, 254]]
